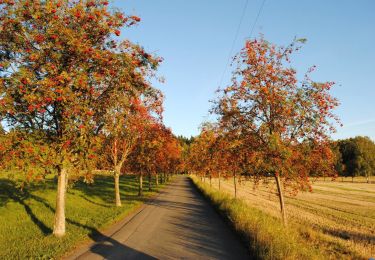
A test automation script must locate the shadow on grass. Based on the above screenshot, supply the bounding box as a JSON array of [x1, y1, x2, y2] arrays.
[[322, 227, 375, 244], [78, 195, 112, 208], [0, 177, 56, 206], [0, 174, 162, 238], [0, 178, 155, 258], [0, 179, 53, 235], [73, 174, 156, 205]]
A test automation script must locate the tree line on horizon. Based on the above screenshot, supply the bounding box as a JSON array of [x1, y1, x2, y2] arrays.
[[332, 136, 375, 182]]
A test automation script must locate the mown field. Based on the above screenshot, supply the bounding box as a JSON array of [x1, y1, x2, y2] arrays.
[[0, 173, 165, 259], [197, 176, 375, 259]]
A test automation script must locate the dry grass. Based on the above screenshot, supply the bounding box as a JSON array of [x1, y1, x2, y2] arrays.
[[203, 175, 375, 259], [191, 176, 322, 260]]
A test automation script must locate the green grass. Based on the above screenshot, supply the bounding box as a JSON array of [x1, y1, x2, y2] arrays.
[[190, 176, 366, 260], [0, 173, 167, 259]]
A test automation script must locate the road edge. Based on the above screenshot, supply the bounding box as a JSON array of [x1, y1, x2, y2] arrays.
[[188, 176, 253, 258], [61, 177, 175, 260]]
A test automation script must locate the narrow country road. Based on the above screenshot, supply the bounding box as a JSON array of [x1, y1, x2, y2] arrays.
[[66, 176, 250, 260]]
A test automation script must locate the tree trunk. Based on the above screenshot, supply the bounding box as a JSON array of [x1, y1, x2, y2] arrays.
[[209, 175, 212, 187], [53, 167, 67, 237], [233, 173, 237, 198], [114, 168, 121, 207], [148, 173, 152, 191], [156, 173, 159, 186], [218, 172, 221, 191], [138, 174, 143, 196], [275, 173, 287, 226]]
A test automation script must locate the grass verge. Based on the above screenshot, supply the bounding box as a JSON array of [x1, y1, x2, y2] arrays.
[[0, 174, 168, 259], [189, 175, 361, 260]]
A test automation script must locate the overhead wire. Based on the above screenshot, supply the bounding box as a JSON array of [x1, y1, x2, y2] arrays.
[[247, 0, 266, 40], [217, 0, 249, 89], [218, 0, 266, 89]]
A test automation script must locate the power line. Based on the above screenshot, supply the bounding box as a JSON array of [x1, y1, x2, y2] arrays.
[[247, 0, 266, 39], [218, 0, 249, 89], [218, 0, 266, 89]]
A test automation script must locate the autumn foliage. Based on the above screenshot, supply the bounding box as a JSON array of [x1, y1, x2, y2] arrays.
[[0, 0, 345, 241], [189, 37, 341, 224], [0, 0, 181, 237]]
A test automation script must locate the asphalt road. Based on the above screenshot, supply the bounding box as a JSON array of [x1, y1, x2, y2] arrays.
[[66, 175, 250, 260]]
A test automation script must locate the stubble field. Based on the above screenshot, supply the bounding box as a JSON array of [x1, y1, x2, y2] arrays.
[[205, 176, 375, 258]]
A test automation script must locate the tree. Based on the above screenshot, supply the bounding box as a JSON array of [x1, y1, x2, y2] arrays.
[[188, 123, 216, 184], [331, 141, 344, 181], [98, 46, 162, 206], [338, 136, 375, 182], [355, 136, 375, 183], [0, 0, 143, 236], [155, 128, 183, 183], [128, 121, 160, 195], [176, 135, 195, 175], [337, 139, 359, 180], [129, 122, 182, 194], [213, 37, 340, 225], [101, 101, 146, 206]]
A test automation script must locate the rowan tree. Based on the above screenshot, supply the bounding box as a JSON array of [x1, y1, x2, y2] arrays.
[[101, 100, 147, 206], [127, 120, 159, 195], [176, 135, 194, 175], [211, 129, 244, 193], [189, 124, 252, 196], [128, 120, 182, 195], [158, 130, 183, 182], [97, 44, 162, 206], [213, 37, 340, 224], [188, 123, 218, 185], [0, 0, 143, 236]]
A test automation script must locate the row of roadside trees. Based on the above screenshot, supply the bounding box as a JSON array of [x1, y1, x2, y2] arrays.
[[0, 0, 182, 237], [187, 37, 341, 226]]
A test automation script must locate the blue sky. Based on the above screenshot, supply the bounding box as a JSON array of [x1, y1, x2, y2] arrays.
[[114, 0, 375, 140]]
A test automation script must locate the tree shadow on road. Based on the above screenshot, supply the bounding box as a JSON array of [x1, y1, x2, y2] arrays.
[[62, 215, 156, 260], [146, 177, 251, 259], [82, 229, 156, 260]]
